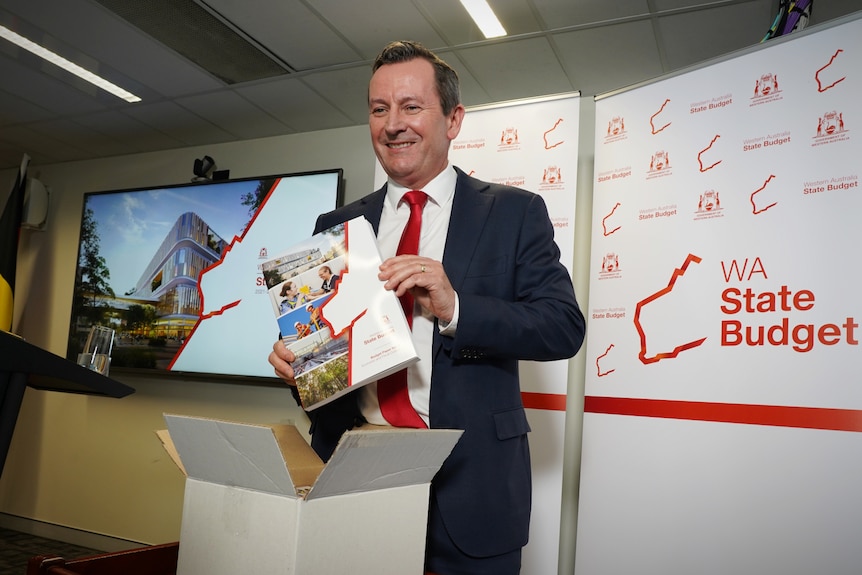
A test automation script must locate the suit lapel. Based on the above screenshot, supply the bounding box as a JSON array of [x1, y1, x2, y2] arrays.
[[442, 169, 494, 291], [316, 186, 386, 234], [358, 186, 386, 233]]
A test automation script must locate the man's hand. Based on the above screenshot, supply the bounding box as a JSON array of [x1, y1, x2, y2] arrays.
[[268, 340, 297, 386], [379, 255, 456, 323]]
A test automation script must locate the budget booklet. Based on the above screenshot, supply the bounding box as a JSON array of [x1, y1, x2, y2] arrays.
[[260, 216, 418, 410]]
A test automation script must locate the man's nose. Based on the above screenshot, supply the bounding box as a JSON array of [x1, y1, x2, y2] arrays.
[[385, 109, 406, 133]]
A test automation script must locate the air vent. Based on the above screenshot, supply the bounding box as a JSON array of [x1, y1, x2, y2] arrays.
[[94, 0, 290, 84]]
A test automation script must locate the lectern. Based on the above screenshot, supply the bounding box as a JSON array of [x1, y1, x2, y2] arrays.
[[0, 330, 135, 477]]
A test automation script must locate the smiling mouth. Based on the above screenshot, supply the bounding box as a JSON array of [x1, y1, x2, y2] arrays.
[[387, 142, 413, 149]]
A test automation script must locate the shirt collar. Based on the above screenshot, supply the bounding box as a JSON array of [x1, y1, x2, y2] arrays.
[[385, 163, 457, 210]]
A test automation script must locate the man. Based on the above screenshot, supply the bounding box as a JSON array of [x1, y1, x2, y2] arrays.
[[294, 320, 312, 339], [270, 40, 585, 575], [306, 304, 323, 330]]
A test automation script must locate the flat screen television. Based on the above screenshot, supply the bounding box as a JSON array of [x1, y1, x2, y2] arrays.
[[65, 169, 344, 384]]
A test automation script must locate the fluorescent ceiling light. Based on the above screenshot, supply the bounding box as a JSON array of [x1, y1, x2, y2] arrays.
[[0, 24, 141, 103], [459, 0, 507, 38]]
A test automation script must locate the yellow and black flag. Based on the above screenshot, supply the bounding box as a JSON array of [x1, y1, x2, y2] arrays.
[[0, 155, 29, 332]]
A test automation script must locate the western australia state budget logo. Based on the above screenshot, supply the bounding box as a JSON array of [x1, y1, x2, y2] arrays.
[[694, 189, 724, 221], [750, 72, 783, 106], [539, 165, 565, 192], [492, 175, 526, 188], [803, 174, 859, 196], [599, 252, 622, 280], [812, 110, 850, 147], [498, 126, 521, 151], [604, 116, 627, 143], [452, 138, 487, 152], [596, 167, 633, 185], [255, 247, 270, 293], [690, 93, 733, 115], [646, 150, 672, 180], [543, 165, 562, 184]]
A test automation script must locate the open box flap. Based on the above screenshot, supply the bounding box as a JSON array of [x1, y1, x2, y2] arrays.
[[155, 428, 186, 476], [163, 414, 323, 497], [307, 428, 463, 500], [270, 423, 324, 492]]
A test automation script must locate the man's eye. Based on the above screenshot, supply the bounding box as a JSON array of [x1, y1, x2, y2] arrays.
[[405, 105, 421, 114], [371, 107, 387, 116]]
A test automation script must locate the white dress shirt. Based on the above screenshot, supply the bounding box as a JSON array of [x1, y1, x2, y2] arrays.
[[357, 164, 459, 426]]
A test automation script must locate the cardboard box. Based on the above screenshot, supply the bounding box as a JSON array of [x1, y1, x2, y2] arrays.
[[159, 414, 462, 575]]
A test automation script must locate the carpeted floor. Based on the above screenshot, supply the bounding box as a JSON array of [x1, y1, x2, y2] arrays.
[[0, 527, 101, 575]]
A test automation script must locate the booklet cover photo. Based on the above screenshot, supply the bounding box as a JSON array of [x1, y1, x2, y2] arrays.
[[260, 217, 418, 410]]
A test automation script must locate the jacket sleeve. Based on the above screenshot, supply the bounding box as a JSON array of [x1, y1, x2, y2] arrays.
[[444, 192, 585, 362]]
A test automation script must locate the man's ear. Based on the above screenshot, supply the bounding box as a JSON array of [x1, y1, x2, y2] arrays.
[[447, 104, 466, 140]]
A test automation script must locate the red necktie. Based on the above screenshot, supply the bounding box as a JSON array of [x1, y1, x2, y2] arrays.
[[377, 190, 429, 428]]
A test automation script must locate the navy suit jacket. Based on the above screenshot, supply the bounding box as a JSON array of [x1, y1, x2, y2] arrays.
[[308, 167, 585, 558]]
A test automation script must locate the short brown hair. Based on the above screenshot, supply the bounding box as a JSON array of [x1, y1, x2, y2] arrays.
[[372, 40, 461, 115]]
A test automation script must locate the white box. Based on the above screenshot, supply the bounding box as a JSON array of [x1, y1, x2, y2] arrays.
[[160, 414, 462, 575]]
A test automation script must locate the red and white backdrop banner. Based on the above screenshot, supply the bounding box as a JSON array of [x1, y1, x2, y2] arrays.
[[376, 92, 580, 575], [578, 13, 862, 575]]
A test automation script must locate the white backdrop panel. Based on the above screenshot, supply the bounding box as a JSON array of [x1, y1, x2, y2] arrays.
[[579, 13, 862, 575]]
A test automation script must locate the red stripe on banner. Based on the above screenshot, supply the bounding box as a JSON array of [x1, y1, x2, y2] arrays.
[[584, 396, 862, 433], [522, 392, 567, 411]]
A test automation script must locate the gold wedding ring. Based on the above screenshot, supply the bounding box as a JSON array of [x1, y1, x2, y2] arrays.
[[421, 264, 426, 273]]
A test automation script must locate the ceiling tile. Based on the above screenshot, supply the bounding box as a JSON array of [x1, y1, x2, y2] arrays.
[[174, 91, 291, 140], [412, 0, 491, 44], [809, 2, 861, 25], [455, 38, 575, 102], [413, 0, 543, 44], [0, 124, 93, 164], [0, 54, 109, 115], [657, 1, 775, 70], [310, 0, 445, 58], [73, 111, 188, 153], [27, 118, 135, 158], [553, 20, 665, 97], [485, 0, 547, 35], [301, 67, 375, 125], [123, 101, 235, 146], [432, 51, 493, 107], [531, 0, 650, 27], [0, 89, 54, 126], [653, 0, 765, 11], [202, 0, 362, 70], [236, 78, 353, 132]]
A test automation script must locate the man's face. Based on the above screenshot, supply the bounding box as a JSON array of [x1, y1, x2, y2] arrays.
[[368, 58, 464, 190], [319, 268, 330, 280]]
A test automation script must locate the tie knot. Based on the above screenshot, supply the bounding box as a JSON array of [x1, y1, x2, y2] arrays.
[[402, 190, 428, 209]]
